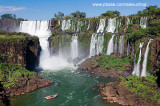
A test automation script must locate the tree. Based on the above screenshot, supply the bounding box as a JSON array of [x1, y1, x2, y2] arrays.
[[70, 11, 86, 18], [1, 14, 16, 19], [54, 12, 64, 19], [100, 10, 120, 17]]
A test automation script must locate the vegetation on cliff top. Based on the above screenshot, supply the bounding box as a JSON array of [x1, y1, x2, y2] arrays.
[[120, 75, 160, 104], [91, 54, 131, 71], [0, 63, 36, 88], [127, 20, 160, 42], [0, 32, 38, 45]]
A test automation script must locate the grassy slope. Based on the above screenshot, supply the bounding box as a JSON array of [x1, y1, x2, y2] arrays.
[[91, 54, 131, 71], [120, 75, 160, 104], [0, 63, 36, 88]]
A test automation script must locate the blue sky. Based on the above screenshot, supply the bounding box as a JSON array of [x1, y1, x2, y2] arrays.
[[0, 0, 160, 20]]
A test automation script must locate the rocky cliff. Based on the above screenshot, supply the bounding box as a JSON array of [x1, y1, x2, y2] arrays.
[[0, 34, 40, 70]]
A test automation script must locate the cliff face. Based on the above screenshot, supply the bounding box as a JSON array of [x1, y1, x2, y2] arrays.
[[0, 19, 21, 32], [150, 38, 160, 74], [0, 35, 40, 70]]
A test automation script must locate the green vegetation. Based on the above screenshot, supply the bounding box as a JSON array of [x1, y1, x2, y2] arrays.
[[54, 12, 64, 19], [137, 6, 160, 19], [0, 33, 38, 45], [78, 31, 92, 48], [127, 20, 160, 42], [1, 14, 16, 20], [0, 63, 36, 88], [103, 33, 112, 53], [120, 75, 160, 104], [71, 10, 86, 18], [100, 11, 120, 18], [92, 54, 131, 71]]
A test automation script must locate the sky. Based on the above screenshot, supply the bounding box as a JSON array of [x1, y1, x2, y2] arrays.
[[0, 0, 160, 20]]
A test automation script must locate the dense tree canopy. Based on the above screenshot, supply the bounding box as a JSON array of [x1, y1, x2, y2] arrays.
[[136, 5, 160, 18], [70, 11, 86, 18], [1, 14, 16, 20], [54, 12, 64, 19], [100, 10, 120, 17]]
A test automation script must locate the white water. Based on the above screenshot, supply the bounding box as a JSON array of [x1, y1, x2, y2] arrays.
[[62, 19, 71, 31], [127, 40, 130, 56], [71, 35, 78, 60], [114, 36, 117, 53], [132, 43, 144, 76], [118, 35, 124, 54], [97, 19, 106, 33], [106, 35, 115, 55], [77, 20, 83, 32], [106, 18, 116, 33], [19, 21, 73, 70], [140, 17, 147, 28], [87, 20, 90, 30], [89, 33, 104, 57], [141, 39, 152, 76]]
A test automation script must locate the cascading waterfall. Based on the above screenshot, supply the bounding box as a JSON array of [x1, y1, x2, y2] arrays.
[[89, 33, 104, 57], [71, 35, 78, 60], [77, 20, 83, 32], [106, 35, 115, 55], [114, 36, 117, 53], [127, 40, 130, 56], [118, 35, 124, 54], [19, 21, 72, 70], [115, 18, 121, 33], [62, 19, 71, 31], [97, 19, 106, 33], [58, 20, 60, 25], [141, 39, 152, 76], [140, 17, 147, 28], [106, 18, 116, 33], [132, 43, 144, 76], [87, 20, 90, 30]]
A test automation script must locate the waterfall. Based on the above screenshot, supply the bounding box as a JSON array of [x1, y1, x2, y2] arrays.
[[19, 21, 72, 70], [87, 20, 90, 30], [132, 43, 144, 76], [114, 36, 117, 53], [106, 18, 116, 33], [71, 35, 78, 60], [115, 18, 121, 33], [141, 39, 152, 76], [97, 19, 106, 33], [106, 35, 115, 55], [118, 35, 124, 54], [62, 19, 71, 31], [77, 20, 83, 32], [140, 17, 147, 28], [127, 40, 130, 56], [58, 20, 60, 25], [89, 33, 104, 57], [71, 20, 76, 32]]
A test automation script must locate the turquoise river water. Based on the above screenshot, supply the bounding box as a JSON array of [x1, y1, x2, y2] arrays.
[[1, 68, 117, 106]]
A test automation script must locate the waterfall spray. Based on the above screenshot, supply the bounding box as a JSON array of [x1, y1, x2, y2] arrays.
[[19, 21, 73, 70]]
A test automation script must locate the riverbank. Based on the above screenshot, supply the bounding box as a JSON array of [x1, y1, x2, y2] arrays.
[[77, 54, 133, 78], [98, 75, 160, 105], [0, 63, 53, 101]]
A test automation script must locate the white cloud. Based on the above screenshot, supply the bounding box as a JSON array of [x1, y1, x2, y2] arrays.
[[0, 6, 26, 12]]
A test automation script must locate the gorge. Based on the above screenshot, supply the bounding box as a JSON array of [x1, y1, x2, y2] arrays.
[[0, 5, 160, 106]]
